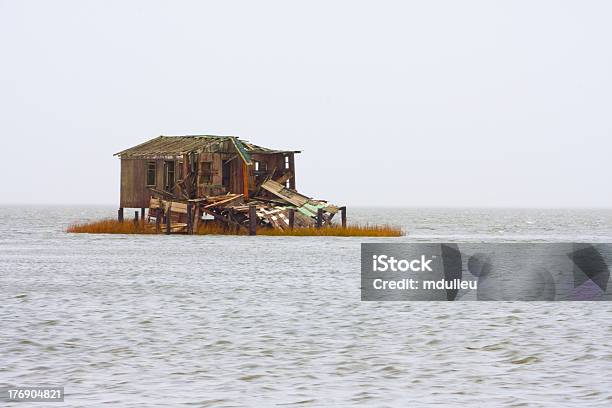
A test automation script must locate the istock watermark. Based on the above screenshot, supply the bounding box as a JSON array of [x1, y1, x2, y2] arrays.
[[361, 243, 612, 301], [372, 254, 434, 272]]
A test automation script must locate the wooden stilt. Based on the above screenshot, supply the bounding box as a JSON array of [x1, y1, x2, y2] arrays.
[[288, 208, 295, 229], [118, 208, 124, 222], [134, 211, 139, 225], [242, 162, 250, 201], [193, 205, 200, 233], [249, 204, 257, 236], [155, 209, 161, 233], [140, 208, 145, 223], [316, 208, 323, 228], [340, 206, 347, 228], [165, 203, 171, 235], [187, 203, 193, 234]]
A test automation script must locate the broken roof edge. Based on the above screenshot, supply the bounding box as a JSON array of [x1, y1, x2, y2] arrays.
[[231, 137, 252, 165], [251, 150, 302, 154], [113, 135, 164, 157], [113, 135, 235, 157], [114, 134, 301, 159]]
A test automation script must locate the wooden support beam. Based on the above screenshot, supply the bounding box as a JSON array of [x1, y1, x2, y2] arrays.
[[134, 211, 139, 225], [193, 205, 200, 233], [187, 203, 193, 234], [288, 153, 296, 190], [183, 155, 190, 177], [340, 206, 347, 228], [140, 208, 145, 223], [118, 208, 124, 222], [316, 208, 323, 228], [242, 162, 249, 201], [165, 203, 171, 235], [249, 205, 257, 236], [288, 208, 295, 229]]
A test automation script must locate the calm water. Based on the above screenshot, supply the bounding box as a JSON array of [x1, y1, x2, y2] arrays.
[[1, 206, 612, 407]]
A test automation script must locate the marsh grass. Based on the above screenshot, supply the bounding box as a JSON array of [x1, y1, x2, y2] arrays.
[[67, 219, 154, 234], [68, 219, 404, 237]]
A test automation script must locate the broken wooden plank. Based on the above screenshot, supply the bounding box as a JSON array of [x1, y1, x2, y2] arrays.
[[203, 194, 243, 209], [261, 179, 309, 207], [251, 196, 292, 206], [161, 223, 188, 233], [150, 197, 163, 209], [274, 170, 293, 185], [150, 197, 188, 214], [148, 187, 176, 200], [205, 193, 240, 202]]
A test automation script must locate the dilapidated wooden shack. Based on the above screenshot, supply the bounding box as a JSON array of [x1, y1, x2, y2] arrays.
[[114, 135, 344, 234]]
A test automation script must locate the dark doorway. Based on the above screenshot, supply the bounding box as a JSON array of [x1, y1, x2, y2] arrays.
[[222, 160, 231, 191], [163, 160, 175, 192]]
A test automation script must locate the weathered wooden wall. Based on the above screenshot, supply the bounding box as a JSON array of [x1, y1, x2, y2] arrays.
[[228, 157, 245, 195], [120, 158, 177, 208], [120, 159, 150, 208], [196, 152, 225, 196]]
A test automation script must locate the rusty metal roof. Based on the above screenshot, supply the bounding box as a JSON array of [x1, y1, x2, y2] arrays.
[[114, 135, 300, 159]]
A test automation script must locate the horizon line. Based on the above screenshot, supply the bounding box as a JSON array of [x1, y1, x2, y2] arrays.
[[1, 202, 611, 211]]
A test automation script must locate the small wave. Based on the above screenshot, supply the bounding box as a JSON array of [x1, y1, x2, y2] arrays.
[[509, 356, 540, 364], [239, 374, 265, 381]]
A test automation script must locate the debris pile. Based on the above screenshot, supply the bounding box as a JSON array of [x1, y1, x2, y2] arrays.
[[148, 179, 342, 234]]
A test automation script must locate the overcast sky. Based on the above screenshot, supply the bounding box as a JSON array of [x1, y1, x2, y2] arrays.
[[1, 0, 610, 207]]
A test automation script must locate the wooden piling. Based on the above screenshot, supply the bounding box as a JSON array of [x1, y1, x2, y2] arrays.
[[193, 205, 200, 233], [288, 154, 296, 190], [340, 206, 347, 228], [118, 208, 124, 222], [242, 162, 250, 201], [316, 208, 323, 228], [165, 203, 171, 235], [187, 203, 193, 235], [249, 204, 257, 235], [134, 211, 139, 225], [155, 209, 161, 233], [288, 208, 295, 229], [140, 208, 145, 223]]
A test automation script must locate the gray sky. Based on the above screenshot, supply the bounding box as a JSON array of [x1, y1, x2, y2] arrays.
[[1, 0, 610, 207]]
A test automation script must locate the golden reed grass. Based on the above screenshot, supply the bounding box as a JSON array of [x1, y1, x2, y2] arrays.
[[67, 219, 155, 234], [68, 219, 404, 237]]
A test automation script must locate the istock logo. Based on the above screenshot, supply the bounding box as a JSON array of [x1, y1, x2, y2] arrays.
[[372, 255, 434, 272]]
